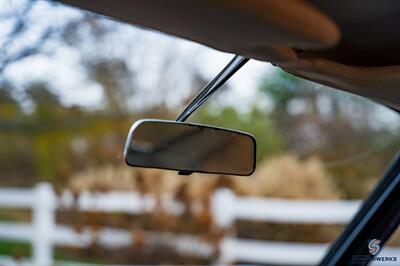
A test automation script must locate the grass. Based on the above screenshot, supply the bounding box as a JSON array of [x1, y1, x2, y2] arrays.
[[0, 240, 106, 264], [0, 239, 31, 258]]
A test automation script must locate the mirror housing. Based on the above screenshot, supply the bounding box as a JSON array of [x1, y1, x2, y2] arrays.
[[124, 119, 256, 176]]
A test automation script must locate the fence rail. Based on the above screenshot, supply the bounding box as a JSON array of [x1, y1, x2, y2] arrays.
[[0, 183, 398, 265]]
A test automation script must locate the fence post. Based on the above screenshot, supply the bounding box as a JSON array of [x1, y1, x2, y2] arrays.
[[211, 189, 236, 264], [32, 183, 56, 266]]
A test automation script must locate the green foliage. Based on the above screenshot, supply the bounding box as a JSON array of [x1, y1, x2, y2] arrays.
[[194, 105, 284, 161], [258, 70, 304, 111], [0, 82, 135, 186]]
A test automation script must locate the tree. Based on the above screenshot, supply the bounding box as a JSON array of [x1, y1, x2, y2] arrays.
[[258, 68, 400, 198], [0, 82, 20, 119], [195, 105, 284, 161]]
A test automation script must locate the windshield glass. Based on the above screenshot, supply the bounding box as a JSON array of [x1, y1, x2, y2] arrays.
[[1, 1, 399, 265]]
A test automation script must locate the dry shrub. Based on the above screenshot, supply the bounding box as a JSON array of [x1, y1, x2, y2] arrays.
[[231, 154, 343, 243], [68, 165, 217, 202], [232, 154, 341, 199], [68, 165, 137, 192], [68, 154, 340, 200]]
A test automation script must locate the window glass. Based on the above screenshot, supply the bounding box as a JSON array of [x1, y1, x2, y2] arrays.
[[0, 1, 399, 265]]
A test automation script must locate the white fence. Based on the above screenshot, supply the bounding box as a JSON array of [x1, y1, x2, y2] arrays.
[[0, 183, 398, 265]]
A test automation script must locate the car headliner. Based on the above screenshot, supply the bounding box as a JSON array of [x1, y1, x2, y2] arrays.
[[60, 0, 400, 111]]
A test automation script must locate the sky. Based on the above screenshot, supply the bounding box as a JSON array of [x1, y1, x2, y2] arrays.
[[4, 41, 273, 109], [1, 0, 399, 127], [2, 0, 274, 111]]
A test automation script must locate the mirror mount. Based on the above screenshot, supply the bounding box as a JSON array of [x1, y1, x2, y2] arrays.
[[178, 170, 193, 175], [176, 55, 249, 122]]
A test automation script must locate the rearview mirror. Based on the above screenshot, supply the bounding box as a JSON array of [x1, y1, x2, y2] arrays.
[[124, 119, 256, 176]]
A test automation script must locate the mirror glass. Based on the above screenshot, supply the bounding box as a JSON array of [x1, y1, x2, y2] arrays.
[[124, 119, 256, 175]]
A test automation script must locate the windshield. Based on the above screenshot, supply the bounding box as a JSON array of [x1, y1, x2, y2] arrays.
[[1, 1, 399, 265]]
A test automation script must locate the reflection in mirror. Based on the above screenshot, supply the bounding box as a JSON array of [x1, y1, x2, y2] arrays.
[[124, 119, 256, 176]]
